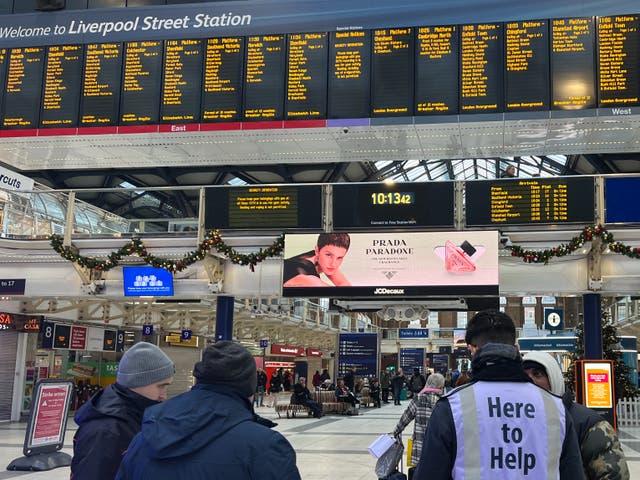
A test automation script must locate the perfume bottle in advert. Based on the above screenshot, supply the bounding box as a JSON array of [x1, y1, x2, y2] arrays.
[[444, 240, 477, 273]]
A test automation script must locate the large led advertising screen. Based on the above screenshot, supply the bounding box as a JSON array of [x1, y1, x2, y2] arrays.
[[282, 231, 499, 298]]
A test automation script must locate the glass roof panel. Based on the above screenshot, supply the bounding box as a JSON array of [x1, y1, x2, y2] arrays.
[[371, 155, 569, 182]]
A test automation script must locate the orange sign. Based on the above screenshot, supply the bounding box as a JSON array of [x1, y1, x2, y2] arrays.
[[584, 362, 613, 409]]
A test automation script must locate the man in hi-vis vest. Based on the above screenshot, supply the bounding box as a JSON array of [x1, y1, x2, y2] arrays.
[[413, 310, 584, 480]]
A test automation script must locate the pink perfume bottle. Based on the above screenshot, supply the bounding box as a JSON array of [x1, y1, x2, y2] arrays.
[[445, 240, 476, 272]]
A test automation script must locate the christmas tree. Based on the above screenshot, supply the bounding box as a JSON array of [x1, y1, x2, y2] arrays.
[[566, 308, 639, 399]]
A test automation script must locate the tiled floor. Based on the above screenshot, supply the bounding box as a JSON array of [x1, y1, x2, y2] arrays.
[[1, 403, 639, 479]]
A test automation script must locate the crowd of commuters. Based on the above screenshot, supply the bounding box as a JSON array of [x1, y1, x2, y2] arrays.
[[68, 309, 629, 480]]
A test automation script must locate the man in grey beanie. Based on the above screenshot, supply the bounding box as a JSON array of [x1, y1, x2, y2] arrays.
[[117, 341, 301, 480], [71, 342, 175, 480]]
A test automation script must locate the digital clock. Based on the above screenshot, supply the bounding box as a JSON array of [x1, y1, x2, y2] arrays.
[[371, 192, 414, 205], [333, 182, 454, 229]]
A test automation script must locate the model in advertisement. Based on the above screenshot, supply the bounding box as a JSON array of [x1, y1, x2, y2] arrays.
[[282, 233, 352, 287]]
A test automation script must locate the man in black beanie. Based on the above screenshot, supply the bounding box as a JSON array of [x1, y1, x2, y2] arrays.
[[116, 341, 301, 480]]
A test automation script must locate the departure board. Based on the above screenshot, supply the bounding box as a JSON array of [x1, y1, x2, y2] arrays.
[[201, 37, 244, 122], [243, 34, 286, 121], [332, 182, 454, 229], [204, 185, 323, 230], [328, 30, 371, 119], [371, 28, 413, 117], [0, 49, 7, 118], [415, 25, 459, 114], [80, 43, 123, 127], [597, 15, 640, 107], [460, 23, 503, 113], [505, 20, 550, 111], [465, 177, 595, 226], [161, 39, 203, 123], [40, 45, 83, 128], [120, 40, 163, 124], [3, 47, 45, 129], [551, 17, 596, 109], [285, 32, 328, 120]]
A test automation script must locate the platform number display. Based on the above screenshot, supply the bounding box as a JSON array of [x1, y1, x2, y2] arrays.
[[181, 329, 192, 341], [142, 324, 154, 336], [41, 321, 55, 349], [116, 330, 125, 352]]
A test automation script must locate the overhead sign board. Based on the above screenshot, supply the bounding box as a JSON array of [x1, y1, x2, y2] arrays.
[[399, 328, 429, 339]]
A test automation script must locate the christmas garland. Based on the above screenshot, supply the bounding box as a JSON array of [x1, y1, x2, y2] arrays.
[[49, 230, 285, 273], [506, 224, 640, 264]]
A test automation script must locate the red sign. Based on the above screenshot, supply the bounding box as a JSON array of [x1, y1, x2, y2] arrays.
[[30, 383, 72, 447], [70, 326, 88, 350], [306, 348, 323, 357], [17, 317, 41, 332], [270, 344, 304, 356], [0, 312, 14, 330]]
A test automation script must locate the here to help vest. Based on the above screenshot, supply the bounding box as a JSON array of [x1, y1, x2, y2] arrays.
[[448, 381, 566, 480]]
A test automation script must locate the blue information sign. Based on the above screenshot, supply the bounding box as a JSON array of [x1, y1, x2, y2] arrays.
[[544, 308, 564, 331], [518, 337, 576, 351], [260, 339, 269, 348], [400, 348, 425, 373], [338, 333, 378, 377], [0, 279, 25, 295], [430, 353, 449, 374], [605, 177, 640, 223], [181, 329, 192, 341], [142, 325, 154, 336], [399, 328, 429, 339]]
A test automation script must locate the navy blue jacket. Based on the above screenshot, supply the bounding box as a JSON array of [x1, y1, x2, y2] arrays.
[[71, 383, 158, 480], [116, 383, 301, 480]]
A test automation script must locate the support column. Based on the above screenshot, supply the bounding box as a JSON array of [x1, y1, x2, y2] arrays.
[[215, 296, 234, 341], [583, 293, 603, 359]]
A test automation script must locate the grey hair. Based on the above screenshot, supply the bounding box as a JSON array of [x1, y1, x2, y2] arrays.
[[425, 373, 445, 389]]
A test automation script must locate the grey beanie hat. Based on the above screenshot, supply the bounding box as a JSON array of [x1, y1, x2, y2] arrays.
[[117, 342, 175, 389], [193, 341, 257, 397]]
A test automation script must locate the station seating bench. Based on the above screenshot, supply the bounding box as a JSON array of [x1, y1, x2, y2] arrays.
[[273, 390, 352, 418]]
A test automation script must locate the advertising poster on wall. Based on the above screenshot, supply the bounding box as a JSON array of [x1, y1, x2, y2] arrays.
[[282, 231, 498, 298]]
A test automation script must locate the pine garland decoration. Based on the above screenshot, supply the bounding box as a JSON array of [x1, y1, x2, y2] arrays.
[[505, 224, 640, 264], [49, 230, 284, 273]]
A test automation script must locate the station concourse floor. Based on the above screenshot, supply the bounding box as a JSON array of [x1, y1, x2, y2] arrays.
[[1, 402, 639, 480]]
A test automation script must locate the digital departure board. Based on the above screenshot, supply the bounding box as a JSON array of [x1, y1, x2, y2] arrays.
[[465, 177, 595, 226], [505, 20, 550, 111], [3, 47, 45, 129], [40, 45, 83, 128], [120, 40, 163, 124], [0, 49, 7, 118], [3, 13, 640, 131], [201, 37, 244, 122], [597, 15, 640, 107], [161, 39, 203, 123], [460, 23, 503, 113], [285, 32, 328, 120], [332, 182, 454, 229], [551, 17, 596, 109], [80, 43, 123, 127], [243, 34, 286, 121], [371, 28, 413, 117], [415, 25, 459, 114], [204, 185, 323, 230], [328, 30, 371, 119]]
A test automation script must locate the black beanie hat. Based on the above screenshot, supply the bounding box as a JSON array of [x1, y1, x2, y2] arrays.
[[193, 341, 257, 397]]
